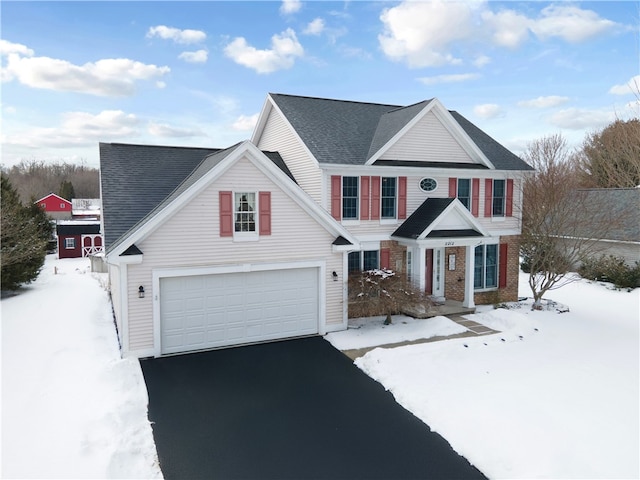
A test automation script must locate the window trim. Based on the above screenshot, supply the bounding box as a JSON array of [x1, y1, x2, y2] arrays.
[[381, 177, 397, 219], [342, 176, 359, 220], [419, 177, 438, 192], [492, 179, 506, 217], [474, 244, 499, 291], [64, 237, 76, 249], [233, 191, 258, 239], [348, 250, 380, 273]]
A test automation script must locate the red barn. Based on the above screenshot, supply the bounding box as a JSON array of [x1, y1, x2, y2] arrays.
[[56, 221, 103, 259], [35, 193, 72, 220]]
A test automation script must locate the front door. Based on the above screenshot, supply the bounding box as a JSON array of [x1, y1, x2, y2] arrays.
[[426, 248, 445, 300]]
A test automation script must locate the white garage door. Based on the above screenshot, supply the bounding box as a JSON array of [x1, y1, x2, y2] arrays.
[[160, 268, 319, 355]]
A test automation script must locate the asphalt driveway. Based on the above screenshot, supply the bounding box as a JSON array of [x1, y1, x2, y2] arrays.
[[141, 336, 486, 479]]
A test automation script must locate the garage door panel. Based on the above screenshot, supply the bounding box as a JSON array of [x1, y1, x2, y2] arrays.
[[160, 267, 319, 355]]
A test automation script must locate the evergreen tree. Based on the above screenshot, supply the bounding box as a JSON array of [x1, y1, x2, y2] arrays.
[[1, 174, 49, 290], [58, 180, 75, 200]]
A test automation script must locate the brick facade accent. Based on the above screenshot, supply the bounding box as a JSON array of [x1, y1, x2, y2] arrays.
[[378, 235, 521, 306], [474, 235, 520, 304], [444, 246, 466, 302], [380, 240, 406, 273]]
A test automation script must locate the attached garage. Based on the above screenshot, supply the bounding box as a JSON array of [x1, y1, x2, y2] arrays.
[[159, 266, 320, 355]]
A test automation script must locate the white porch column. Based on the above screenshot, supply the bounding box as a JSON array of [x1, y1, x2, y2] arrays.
[[415, 247, 427, 292], [463, 244, 476, 308]]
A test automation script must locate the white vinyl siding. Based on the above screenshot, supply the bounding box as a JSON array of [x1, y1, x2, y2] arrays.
[[256, 106, 323, 203], [124, 157, 343, 353], [108, 263, 122, 336], [380, 111, 477, 164]]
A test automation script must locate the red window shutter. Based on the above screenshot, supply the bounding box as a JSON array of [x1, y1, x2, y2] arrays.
[[380, 248, 391, 270], [360, 176, 370, 220], [331, 175, 341, 220], [471, 178, 480, 217], [219, 191, 233, 237], [398, 176, 407, 219], [449, 178, 457, 198], [506, 179, 514, 217], [499, 243, 508, 288], [371, 176, 381, 220], [259, 191, 271, 235], [484, 179, 493, 217]]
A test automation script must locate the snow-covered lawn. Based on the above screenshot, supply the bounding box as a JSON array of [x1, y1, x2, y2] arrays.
[[325, 314, 468, 350], [343, 274, 640, 479], [1, 255, 161, 479]]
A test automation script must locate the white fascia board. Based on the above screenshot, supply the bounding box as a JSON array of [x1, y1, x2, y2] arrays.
[[258, 94, 320, 169], [365, 100, 437, 165], [365, 98, 495, 170], [108, 140, 358, 258], [107, 143, 249, 258], [242, 142, 359, 247], [250, 96, 272, 145], [418, 199, 490, 240]]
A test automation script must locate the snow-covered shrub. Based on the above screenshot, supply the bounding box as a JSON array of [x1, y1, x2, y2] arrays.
[[348, 269, 431, 320], [578, 255, 640, 289]]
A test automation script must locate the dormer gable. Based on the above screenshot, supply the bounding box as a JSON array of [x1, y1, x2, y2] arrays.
[[366, 98, 495, 169]]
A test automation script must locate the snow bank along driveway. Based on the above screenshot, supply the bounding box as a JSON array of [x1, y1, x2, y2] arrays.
[[352, 275, 639, 479], [1, 256, 161, 479]]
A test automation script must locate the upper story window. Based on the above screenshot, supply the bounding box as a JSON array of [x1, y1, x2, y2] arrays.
[[60, 203, 67, 209], [420, 178, 437, 192], [342, 176, 359, 220], [457, 179, 471, 210], [492, 179, 506, 217], [381, 177, 397, 218], [220, 191, 271, 238], [234, 192, 256, 232]]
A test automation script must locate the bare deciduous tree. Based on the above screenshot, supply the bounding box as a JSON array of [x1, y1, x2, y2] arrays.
[[1, 159, 100, 203], [520, 134, 629, 309], [575, 118, 640, 188]]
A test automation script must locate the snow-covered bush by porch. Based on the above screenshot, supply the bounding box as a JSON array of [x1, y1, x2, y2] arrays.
[[348, 269, 430, 321]]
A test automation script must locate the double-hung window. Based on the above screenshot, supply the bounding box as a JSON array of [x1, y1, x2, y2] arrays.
[[381, 177, 397, 218], [234, 192, 256, 233], [474, 244, 498, 289], [342, 176, 359, 220], [348, 250, 380, 273], [457, 179, 471, 210], [492, 180, 506, 217], [65, 238, 75, 249]]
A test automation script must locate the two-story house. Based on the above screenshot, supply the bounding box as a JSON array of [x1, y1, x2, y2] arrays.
[[100, 93, 533, 358]]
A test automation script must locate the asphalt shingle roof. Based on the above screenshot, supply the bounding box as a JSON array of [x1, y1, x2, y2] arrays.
[[100, 142, 294, 253], [270, 93, 533, 170], [392, 198, 455, 239]]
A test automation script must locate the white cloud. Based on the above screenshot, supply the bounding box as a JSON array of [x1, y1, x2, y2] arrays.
[[224, 28, 304, 74], [280, 0, 302, 15], [609, 75, 640, 96], [304, 18, 325, 36], [378, 1, 474, 68], [473, 55, 491, 68], [0, 39, 34, 57], [3, 105, 17, 114], [417, 73, 480, 85], [531, 5, 618, 43], [3, 110, 140, 148], [548, 107, 616, 130], [148, 122, 205, 138], [232, 113, 259, 131], [517, 96, 570, 108], [2, 53, 169, 96], [481, 9, 531, 48], [146, 25, 206, 44], [178, 49, 208, 63], [156, 81, 167, 89], [377, 2, 623, 68], [473, 103, 504, 119]]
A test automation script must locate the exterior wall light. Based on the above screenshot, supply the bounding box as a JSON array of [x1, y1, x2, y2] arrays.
[[138, 286, 145, 298], [332, 271, 338, 281]]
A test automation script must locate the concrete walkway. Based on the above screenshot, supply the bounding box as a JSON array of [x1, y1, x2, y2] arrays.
[[342, 314, 499, 360]]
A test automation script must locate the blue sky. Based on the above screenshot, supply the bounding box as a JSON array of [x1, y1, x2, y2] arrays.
[[1, 1, 638, 169]]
